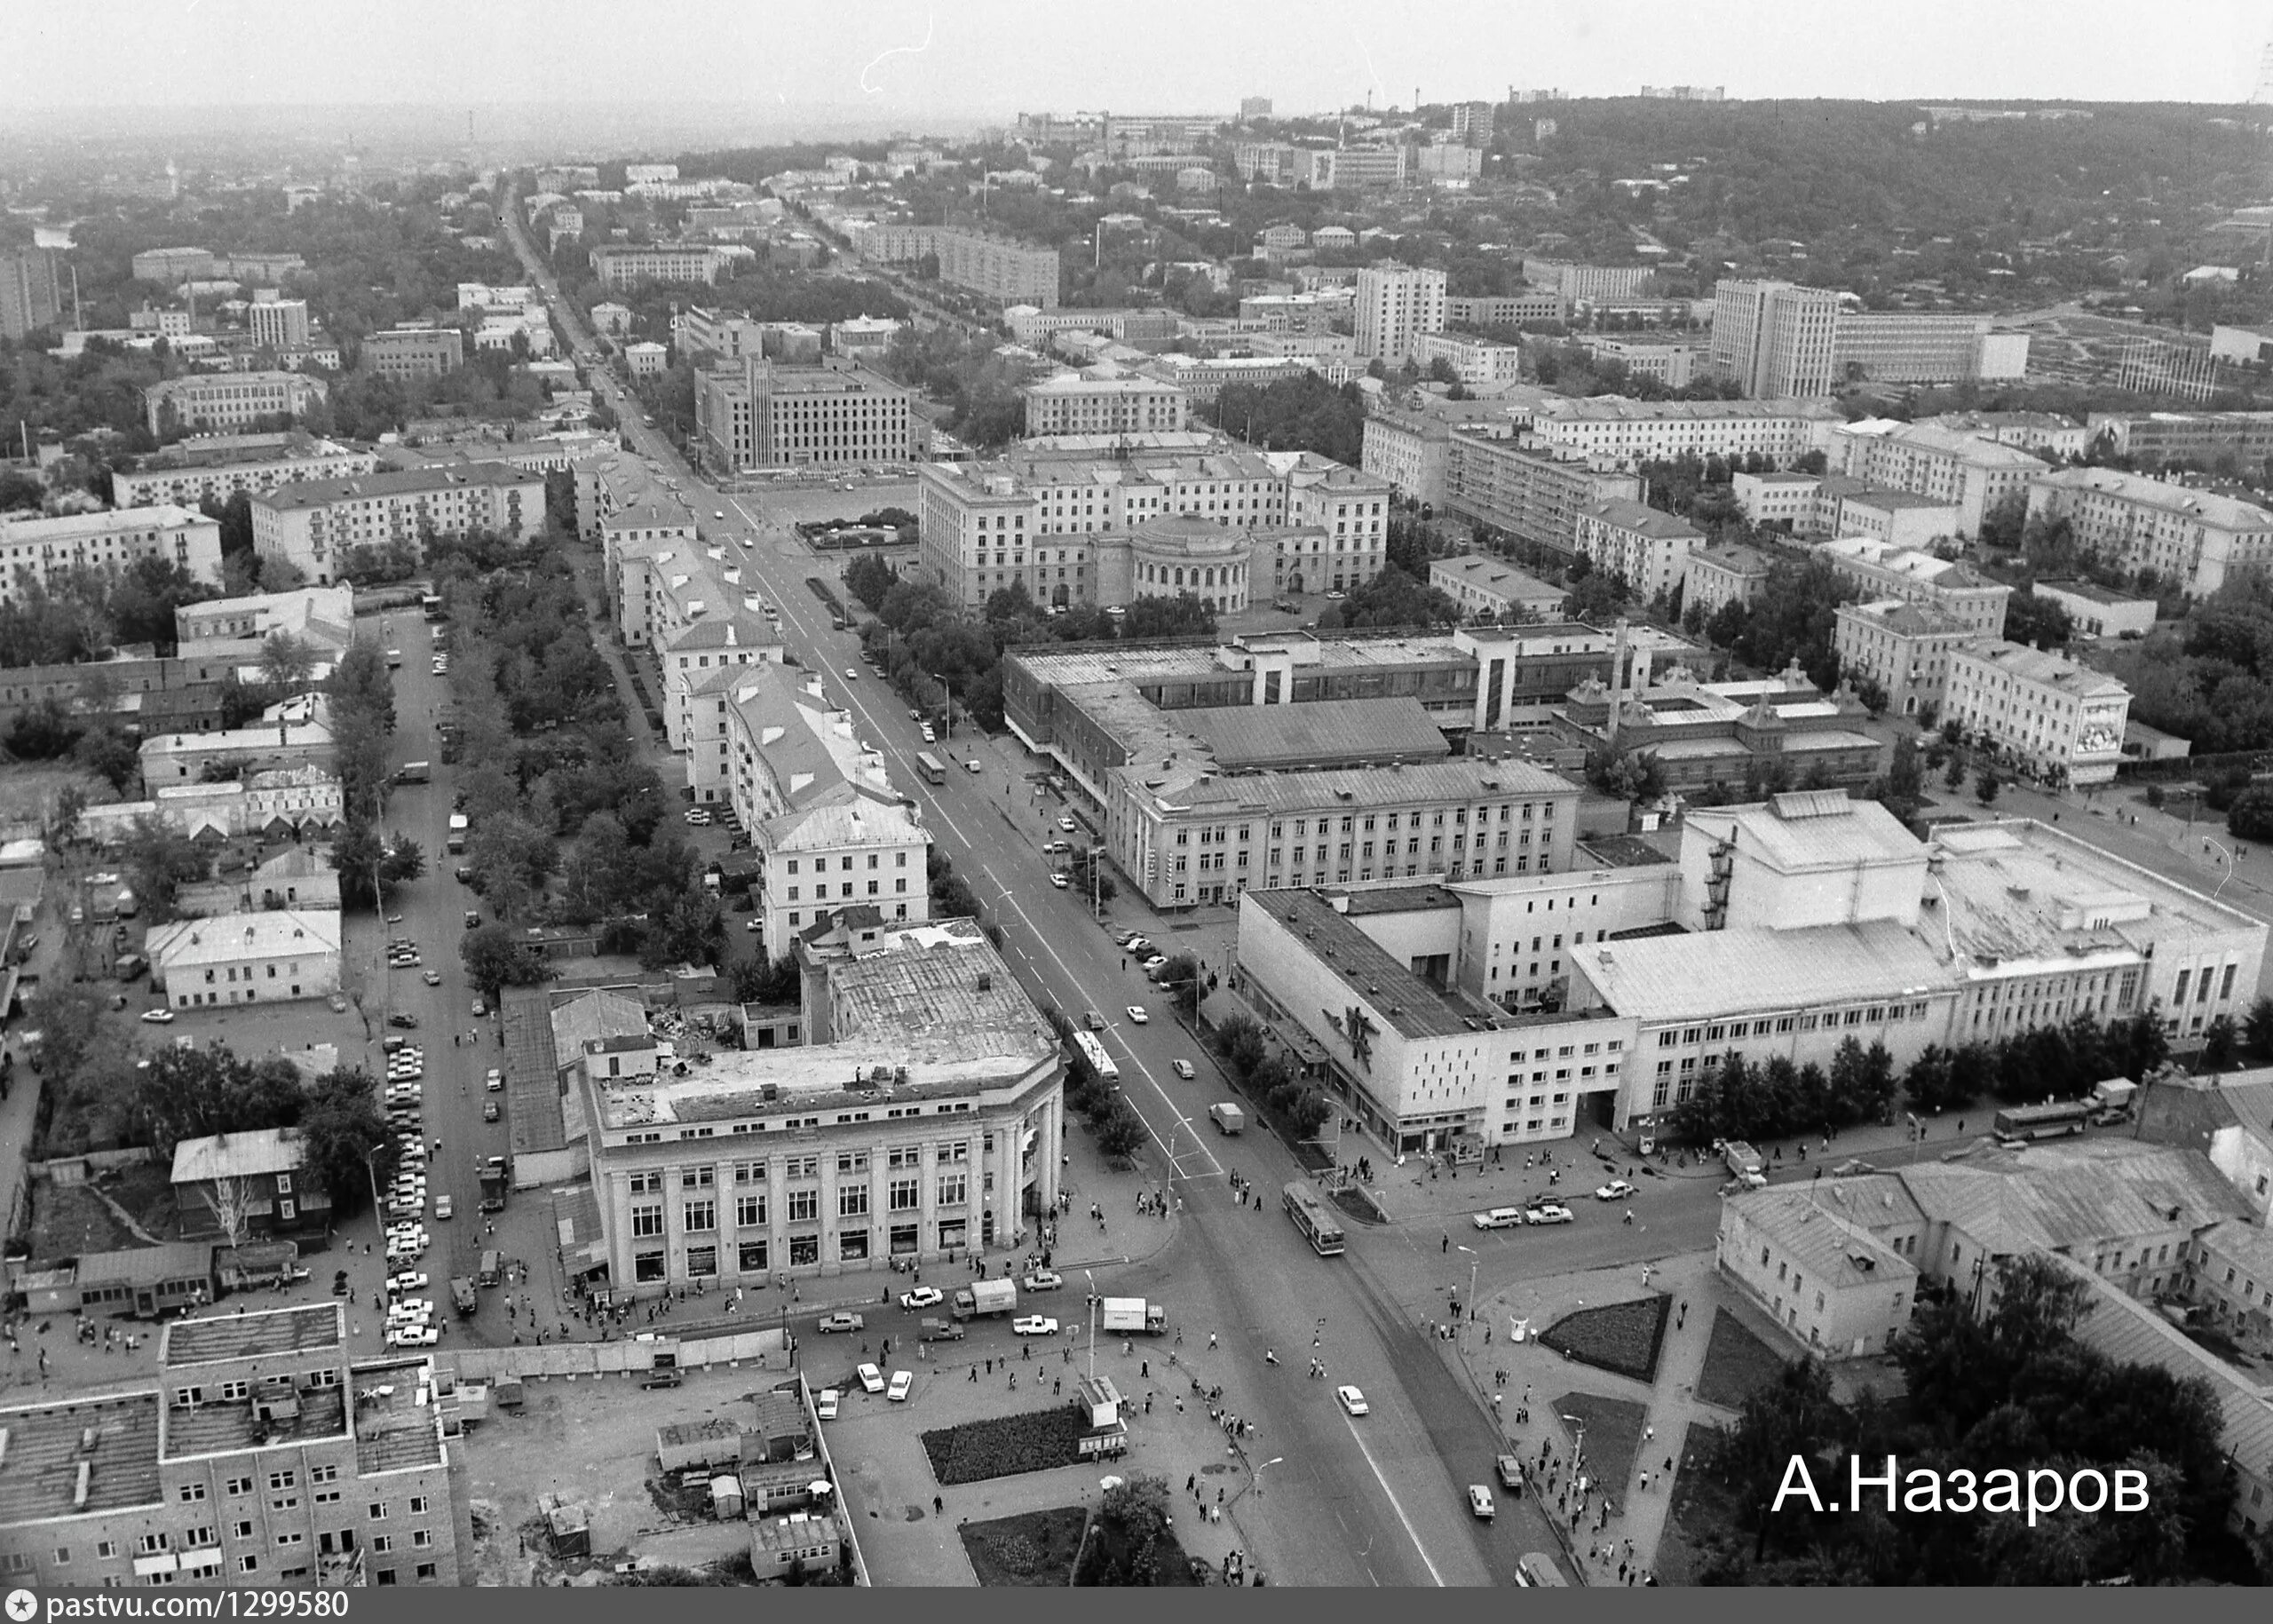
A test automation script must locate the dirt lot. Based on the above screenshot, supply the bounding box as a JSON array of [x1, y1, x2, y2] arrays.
[[0, 763, 102, 830], [455, 1362, 797, 1583]]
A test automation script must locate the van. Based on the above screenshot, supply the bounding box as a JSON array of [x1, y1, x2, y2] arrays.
[[1517, 1553, 1567, 1587], [964, 757, 983, 773], [477, 1250, 502, 1287]]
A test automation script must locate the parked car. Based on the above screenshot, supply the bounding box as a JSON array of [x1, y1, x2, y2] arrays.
[[482, 1100, 501, 1121], [856, 1362, 884, 1394], [486, 1069, 503, 1091], [815, 1389, 840, 1420], [1050, 874, 1069, 889], [887, 1369, 913, 1403], [422, 970, 442, 986], [139, 1008, 176, 1024], [818, 1312, 865, 1335], [471, 997, 487, 1017], [1022, 1269, 1063, 1292]]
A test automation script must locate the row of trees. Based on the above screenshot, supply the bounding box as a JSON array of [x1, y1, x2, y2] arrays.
[[1699, 1256, 2268, 1584], [0, 552, 225, 669], [1209, 1011, 1332, 1141], [1663, 1011, 2171, 1145], [2103, 573, 2273, 757]]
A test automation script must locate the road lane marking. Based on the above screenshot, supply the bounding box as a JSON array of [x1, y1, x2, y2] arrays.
[[1342, 1413, 1448, 1586]]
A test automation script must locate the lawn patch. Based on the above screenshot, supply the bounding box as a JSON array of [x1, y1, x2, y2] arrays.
[[922, 1407, 1092, 1486], [1695, 1307, 1790, 1411], [1539, 1293, 1669, 1382], [1653, 1419, 1730, 1587], [1553, 1390, 1649, 1496], [961, 1507, 1089, 1586], [26, 1179, 136, 1261]]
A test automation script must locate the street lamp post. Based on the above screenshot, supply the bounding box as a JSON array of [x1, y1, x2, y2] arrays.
[[1084, 1267, 1097, 1382], [1456, 1244, 1478, 1330], [1253, 1455, 1284, 1498]]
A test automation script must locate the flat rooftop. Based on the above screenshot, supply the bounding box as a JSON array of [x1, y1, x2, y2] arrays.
[[350, 1358, 448, 1475], [0, 1391, 164, 1526], [164, 1303, 343, 1367], [1178, 696, 1451, 770], [1574, 921, 1952, 1025], [1246, 888, 1515, 1042], [165, 1376, 348, 1461]]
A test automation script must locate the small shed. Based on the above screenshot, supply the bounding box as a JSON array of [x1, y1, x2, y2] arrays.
[[538, 1493, 590, 1557], [709, 1474, 744, 1520]]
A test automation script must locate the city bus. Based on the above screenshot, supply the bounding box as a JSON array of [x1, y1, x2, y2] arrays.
[[1071, 1028, 1120, 1082], [1992, 1100, 2091, 1144], [915, 751, 948, 786], [1283, 1179, 1346, 1256]]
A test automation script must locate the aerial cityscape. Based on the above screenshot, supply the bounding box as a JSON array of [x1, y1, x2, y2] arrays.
[[8, 0, 2273, 1593]]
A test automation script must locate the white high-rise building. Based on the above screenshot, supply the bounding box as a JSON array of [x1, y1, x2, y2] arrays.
[[1709, 279, 1840, 398], [1354, 263, 1446, 363]]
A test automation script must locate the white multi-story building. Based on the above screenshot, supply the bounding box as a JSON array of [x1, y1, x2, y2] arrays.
[[1575, 333, 1700, 388], [721, 662, 930, 949], [1815, 536, 2011, 636], [588, 244, 730, 289], [139, 717, 334, 788], [1525, 261, 1657, 302], [1831, 421, 2045, 537], [1414, 331, 1525, 386], [2025, 466, 2273, 599], [143, 371, 328, 436], [661, 613, 783, 758], [1944, 640, 2131, 787], [0, 505, 223, 607], [115, 435, 376, 510], [1530, 398, 1843, 471], [696, 359, 920, 473], [1304, 147, 1407, 190], [360, 327, 463, 379], [1021, 372, 1190, 437], [1681, 542, 1773, 621], [1833, 598, 1975, 721], [1429, 557, 1568, 620], [575, 916, 1060, 1294], [1709, 279, 1840, 398], [147, 908, 342, 1008], [1572, 498, 1702, 602], [245, 297, 310, 351], [249, 464, 548, 586], [1354, 263, 1446, 362]]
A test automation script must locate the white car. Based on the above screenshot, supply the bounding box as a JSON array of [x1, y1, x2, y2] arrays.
[[1057, 815, 1076, 833], [1336, 1384, 1369, 1417], [1022, 1270, 1063, 1292], [140, 1008, 178, 1025], [887, 1369, 913, 1403], [1594, 1180, 1636, 1201], [1525, 1202, 1574, 1225], [815, 1389, 840, 1420], [1011, 1315, 1059, 1337], [899, 1287, 944, 1311], [844, 667, 859, 680], [1124, 1005, 1149, 1025], [434, 1196, 454, 1220], [1171, 1059, 1194, 1080], [1139, 955, 1168, 973], [387, 1272, 428, 1294], [422, 970, 441, 986], [1050, 874, 1069, 889], [486, 1069, 503, 1091], [856, 1362, 884, 1394]]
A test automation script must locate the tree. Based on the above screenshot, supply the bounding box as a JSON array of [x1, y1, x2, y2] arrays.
[[1158, 952, 1203, 1021], [297, 1066, 400, 1216], [843, 552, 898, 612], [1094, 1096, 1147, 1162], [2200, 1013, 2240, 1071], [72, 725, 141, 796], [1974, 767, 2000, 806], [121, 815, 211, 923], [460, 920, 558, 999], [2229, 787, 2273, 843], [259, 633, 319, 701], [197, 1176, 257, 1251]]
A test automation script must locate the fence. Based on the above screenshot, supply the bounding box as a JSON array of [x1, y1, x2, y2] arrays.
[[30, 1146, 157, 1186]]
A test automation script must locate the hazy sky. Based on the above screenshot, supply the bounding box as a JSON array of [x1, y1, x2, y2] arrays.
[[12, 0, 2273, 114]]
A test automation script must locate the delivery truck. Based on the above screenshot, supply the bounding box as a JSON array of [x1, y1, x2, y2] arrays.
[[952, 1279, 1018, 1320], [450, 1278, 478, 1317], [1208, 1103, 1246, 1135], [918, 1317, 964, 1342], [1099, 1297, 1166, 1335], [1723, 1140, 1766, 1188]]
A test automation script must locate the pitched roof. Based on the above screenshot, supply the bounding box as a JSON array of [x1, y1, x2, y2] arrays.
[[170, 1127, 308, 1185], [147, 909, 340, 970]]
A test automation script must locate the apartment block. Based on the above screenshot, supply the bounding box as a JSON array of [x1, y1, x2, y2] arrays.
[[0, 250, 61, 339], [1572, 498, 1702, 601], [1445, 292, 1567, 329], [696, 359, 919, 473], [1130, 353, 1316, 407], [360, 327, 463, 380], [1022, 372, 1190, 437], [1833, 310, 2023, 385], [1815, 536, 2009, 635], [1003, 305, 1180, 346], [1443, 432, 1643, 558], [1832, 421, 2046, 536], [2085, 409, 2273, 468], [250, 464, 548, 586], [1414, 331, 1524, 386], [144, 372, 329, 437], [147, 908, 343, 1009], [1304, 147, 1408, 190], [246, 298, 311, 352], [859, 226, 1059, 307], [1730, 471, 1820, 530], [2025, 466, 2273, 598], [1523, 261, 1656, 303], [661, 614, 784, 761], [115, 435, 377, 510], [675, 305, 767, 365], [1530, 397, 1842, 471], [0, 506, 224, 606], [588, 244, 730, 289], [1833, 598, 1975, 720], [1709, 279, 1840, 398], [0, 1304, 462, 1588], [1682, 541, 1774, 621], [1944, 640, 2131, 786], [2031, 580, 2157, 640], [1429, 557, 1568, 620], [1354, 263, 1446, 361], [1574, 333, 1699, 389]]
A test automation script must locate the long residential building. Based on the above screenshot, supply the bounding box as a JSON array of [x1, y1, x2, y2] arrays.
[[695, 358, 920, 473], [360, 327, 463, 380], [1815, 536, 2011, 635], [915, 444, 1390, 608], [144, 371, 328, 437], [0, 505, 223, 606], [1829, 420, 2045, 536], [1021, 372, 1190, 437], [857, 225, 1059, 307], [115, 434, 376, 509], [0, 249, 61, 339], [574, 915, 1060, 1295], [1232, 793, 2267, 1153], [0, 1304, 463, 1589], [2085, 409, 2273, 468], [1529, 397, 1844, 470], [1944, 639, 2131, 787], [1445, 291, 1568, 329], [723, 662, 931, 948], [1833, 310, 2029, 385], [1443, 432, 1643, 557], [2025, 466, 2273, 598], [588, 243, 732, 289], [249, 464, 548, 586]]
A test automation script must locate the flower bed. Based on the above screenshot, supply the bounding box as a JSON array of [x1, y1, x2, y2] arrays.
[[922, 1407, 1093, 1486], [1539, 1293, 1670, 1382], [1694, 1307, 1789, 1411], [960, 1508, 1089, 1586]]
